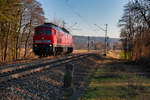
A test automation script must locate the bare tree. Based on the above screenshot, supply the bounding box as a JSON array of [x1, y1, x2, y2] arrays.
[[0, 0, 45, 62], [119, 0, 150, 60], [21, 0, 45, 58]]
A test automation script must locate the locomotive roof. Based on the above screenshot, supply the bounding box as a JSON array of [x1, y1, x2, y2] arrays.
[[35, 23, 70, 34]]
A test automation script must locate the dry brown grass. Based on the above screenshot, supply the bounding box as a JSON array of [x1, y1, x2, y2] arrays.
[[73, 50, 121, 59], [107, 50, 121, 59], [73, 50, 101, 54], [0, 48, 56, 66], [89, 82, 150, 87]]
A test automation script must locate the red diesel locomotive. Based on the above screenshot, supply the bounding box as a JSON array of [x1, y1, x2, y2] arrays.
[[33, 23, 73, 56]]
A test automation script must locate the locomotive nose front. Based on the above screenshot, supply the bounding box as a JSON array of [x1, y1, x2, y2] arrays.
[[33, 27, 53, 56]]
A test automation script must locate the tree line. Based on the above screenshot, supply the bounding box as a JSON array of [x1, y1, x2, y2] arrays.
[[119, 0, 150, 60], [0, 0, 45, 62]]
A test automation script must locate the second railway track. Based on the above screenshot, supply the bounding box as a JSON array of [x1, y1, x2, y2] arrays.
[[0, 53, 90, 84]]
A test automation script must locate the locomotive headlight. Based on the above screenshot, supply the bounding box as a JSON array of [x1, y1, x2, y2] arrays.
[[49, 44, 52, 47], [34, 44, 37, 47], [41, 37, 45, 40], [43, 40, 51, 43]]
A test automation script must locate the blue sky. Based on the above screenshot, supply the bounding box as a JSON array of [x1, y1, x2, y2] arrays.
[[37, 0, 128, 38]]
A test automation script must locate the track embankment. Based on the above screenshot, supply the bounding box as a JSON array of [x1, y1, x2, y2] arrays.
[[0, 53, 102, 100]]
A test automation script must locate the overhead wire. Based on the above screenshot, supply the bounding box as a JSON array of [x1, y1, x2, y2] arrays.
[[64, 0, 97, 35]]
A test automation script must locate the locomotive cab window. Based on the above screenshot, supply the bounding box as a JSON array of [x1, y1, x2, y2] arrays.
[[44, 29, 51, 35], [53, 31, 56, 35], [35, 29, 42, 35]]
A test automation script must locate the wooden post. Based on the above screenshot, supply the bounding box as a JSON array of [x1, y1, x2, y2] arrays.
[[64, 64, 74, 88]]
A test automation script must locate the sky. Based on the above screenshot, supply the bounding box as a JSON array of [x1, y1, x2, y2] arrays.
[[37, 0, 128, 38]]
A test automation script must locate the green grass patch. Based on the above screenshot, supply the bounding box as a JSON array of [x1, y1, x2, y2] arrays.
[[120, 52, 125, 59], [81, 63, 150, 100], [120, 51, 132, 60], [82, 86, 150, 100]]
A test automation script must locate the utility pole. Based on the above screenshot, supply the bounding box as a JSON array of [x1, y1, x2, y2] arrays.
[[88, 36, 90, 52], [62, 20, 66, 28], [94, 24, 108, 56], [104, 24, 108, 56]]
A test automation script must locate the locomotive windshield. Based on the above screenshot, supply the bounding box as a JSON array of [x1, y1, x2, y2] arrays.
[[35, 29, 42, 35], [44, 29, 51, 35]]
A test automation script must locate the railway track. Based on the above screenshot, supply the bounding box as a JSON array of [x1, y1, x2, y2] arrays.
[[0, 53, 90, 84]]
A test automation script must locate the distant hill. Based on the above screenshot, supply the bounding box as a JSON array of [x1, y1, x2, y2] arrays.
[[72, 35, 120, 50]]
